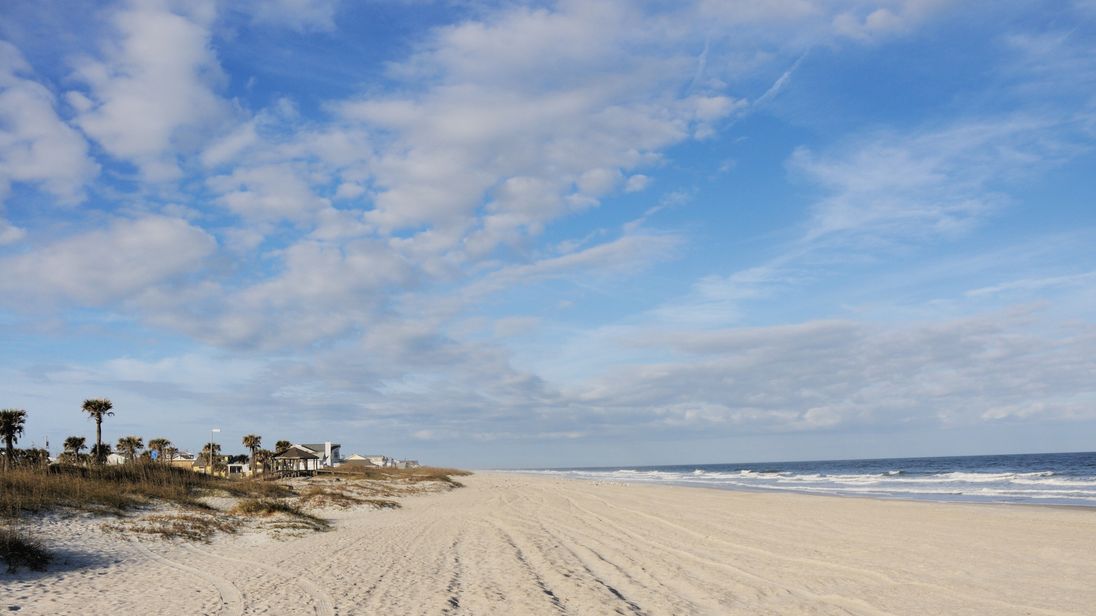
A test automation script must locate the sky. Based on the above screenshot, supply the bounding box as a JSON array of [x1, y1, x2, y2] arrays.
[[1, 0, 1094, 469]]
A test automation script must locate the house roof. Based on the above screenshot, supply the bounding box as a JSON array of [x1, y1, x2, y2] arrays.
[[275, 445, 319, 460], [300, 443, 341, 452]]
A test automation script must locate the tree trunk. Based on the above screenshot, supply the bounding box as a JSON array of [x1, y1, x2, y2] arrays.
[[4, 435, 12, 470], [95, 419, 103, 464]]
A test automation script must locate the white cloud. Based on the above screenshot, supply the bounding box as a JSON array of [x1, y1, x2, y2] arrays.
[[624, 174, 650, 193], [208, 163, 330, 223], [0, 218, 25, 245], [240, 0, 340, 32], [552, 311, 1096, 435], [791, 115, 1086, 246], [966, 271, 1096, 298], [336, 1, 744, 259], [0, 41, 98, 206], [0, 216, 216, 306], [200, 121, 258, 168], [832, 0, 951, 41], [69, 1, 230, 181]]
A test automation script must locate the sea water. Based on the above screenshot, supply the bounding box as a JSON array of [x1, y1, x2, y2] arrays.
[[525, 451, 1096, 507]]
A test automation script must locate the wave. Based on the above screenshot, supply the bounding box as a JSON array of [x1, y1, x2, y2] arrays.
[[517, 466, 1096, 506]]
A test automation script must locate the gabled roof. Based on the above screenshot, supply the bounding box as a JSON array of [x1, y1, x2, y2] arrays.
[[274, 445, 319, 460]]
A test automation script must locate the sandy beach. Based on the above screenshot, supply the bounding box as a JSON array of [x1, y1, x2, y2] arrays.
[[5, 472, 1096, 615]]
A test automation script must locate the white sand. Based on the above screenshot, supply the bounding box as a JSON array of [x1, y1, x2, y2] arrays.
[[5, 472, 1096, 615]]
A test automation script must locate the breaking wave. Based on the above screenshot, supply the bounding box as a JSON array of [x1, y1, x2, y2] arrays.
[[518, 452, 1096, 507]]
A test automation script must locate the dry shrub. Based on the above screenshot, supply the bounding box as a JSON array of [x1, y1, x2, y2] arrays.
[[325, 466, 470, 486], [0, 464, 289, 519], [298, 486, 400, 510], [230, 498, 329, 530], [105, 513, 240, 543], [1, 525, 51, 573]]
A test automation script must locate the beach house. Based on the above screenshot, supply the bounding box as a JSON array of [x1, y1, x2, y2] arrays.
[[297, 442, 342, 467], [272, 445, 322, 474]]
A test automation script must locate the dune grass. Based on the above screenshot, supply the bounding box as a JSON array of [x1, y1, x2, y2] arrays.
[[0, 463, 289, 519], [1, 525, 51, 573], [105, 513, 241, 543], [230, 498, 329, 530], [298, 485, 400, 510], [325, 466, 471, 487]]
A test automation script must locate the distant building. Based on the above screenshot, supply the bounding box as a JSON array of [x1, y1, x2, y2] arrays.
[[226, 462, 250, 476], [359, 454, 392, 467], [272, 445, 321, 473], [192, 455, 231, 477], [298, 442, 342, 467]]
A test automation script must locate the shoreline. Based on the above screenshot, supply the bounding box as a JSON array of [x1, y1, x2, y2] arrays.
[[495, 468, 1096, 511], [7, 472, 1096, 614]]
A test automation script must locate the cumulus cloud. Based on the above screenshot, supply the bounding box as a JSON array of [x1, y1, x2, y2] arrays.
[[208, 163, 331, 224], [0, 41, 97, 207], [69, 0, 230, 181], [0, 216, 216, 306], [337, 1, 744, 259]]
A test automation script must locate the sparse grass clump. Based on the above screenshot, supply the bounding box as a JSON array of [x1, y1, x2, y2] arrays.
[[105, 513, 240, 543], [230, 498, 329, 530], [298, 485, 400, 510], [327, 466, 470, 487], [1, 526, 51, 573]]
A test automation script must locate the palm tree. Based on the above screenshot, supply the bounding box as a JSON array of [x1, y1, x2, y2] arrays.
[[200, 442, 222, 473], [242, 434, 261, 477], [0, 409, 27, 470], [63, 436, 87, 465], [90, 443, 111, 461], [254, 448, 274, 476], [164, 445, 178, 464], [115, 435, 144, 463], [81, 398, 114, 464], [147, 438, 172, 463], [274, 440, 291, 454]]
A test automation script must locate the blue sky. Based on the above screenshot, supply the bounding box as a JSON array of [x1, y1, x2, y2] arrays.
[[1, 0, 1094, 468]]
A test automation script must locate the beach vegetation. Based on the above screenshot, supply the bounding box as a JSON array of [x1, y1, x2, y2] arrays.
[[332, 465, 470, 487], [147, 438, 172, 463], [106, 513, 241, 543], [230, 498, 329, 530], [242, 434, 261, 477], [61, 436, 88, 466], [0, 409, 27, 470], [1, 463, 289, 519], [115, 435, 144, 462], [81, 399, 114, 464], [298, 485, 400, 510], [199, 442, 224, 473], [1, 525, 51, 573]]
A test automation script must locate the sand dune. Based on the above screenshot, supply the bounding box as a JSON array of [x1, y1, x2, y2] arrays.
[[5, 473, 1096, 615]]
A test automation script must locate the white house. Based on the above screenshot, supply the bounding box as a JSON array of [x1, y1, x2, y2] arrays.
[[273, 445, 321, 473], [360, 454, 393, 467], [298, 442, 342, 467]]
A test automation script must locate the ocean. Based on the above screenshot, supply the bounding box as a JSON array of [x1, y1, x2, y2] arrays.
[[525, 451, 1096, 507]]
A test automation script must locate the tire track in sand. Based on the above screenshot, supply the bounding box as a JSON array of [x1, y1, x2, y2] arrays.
[[133, 542, 244, 616], [178, 543, 336, 616], [568, 487, 1079, 616]]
